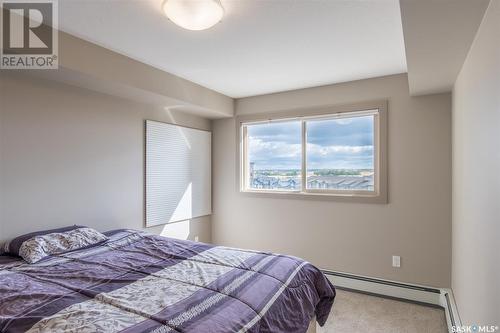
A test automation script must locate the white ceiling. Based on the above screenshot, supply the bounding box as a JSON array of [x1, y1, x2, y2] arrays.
[[58, 0, 407, 98]]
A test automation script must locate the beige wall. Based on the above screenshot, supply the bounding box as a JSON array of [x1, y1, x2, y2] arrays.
[[213, 73, 452, 287], [0, 74, 212, 244], [452, 0, 500, 325], [36, 31, 234, 118]]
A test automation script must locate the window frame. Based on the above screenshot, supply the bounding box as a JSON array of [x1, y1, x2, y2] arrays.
[[236, 100, 388, 204]]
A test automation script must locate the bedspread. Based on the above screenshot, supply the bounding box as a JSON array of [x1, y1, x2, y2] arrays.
[[0, 229, 335, 333]]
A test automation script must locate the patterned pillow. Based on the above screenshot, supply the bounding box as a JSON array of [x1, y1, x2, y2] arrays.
[[3, 225, 84, 256], [18, 227, 108, 264]]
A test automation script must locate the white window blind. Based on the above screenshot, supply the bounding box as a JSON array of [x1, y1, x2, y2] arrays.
[[146, 120, 211, 227]]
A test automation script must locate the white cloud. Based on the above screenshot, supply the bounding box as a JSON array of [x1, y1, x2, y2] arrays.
[[307, 144, 373, 156], [334, 118, 353, 125], [248, 137, 301, 159], [248, 137, 374, 169]]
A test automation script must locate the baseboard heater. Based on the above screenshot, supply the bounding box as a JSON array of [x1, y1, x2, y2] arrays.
[[321, 269, 461, 332]]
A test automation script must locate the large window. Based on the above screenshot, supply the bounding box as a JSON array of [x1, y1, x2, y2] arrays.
[[239, 104, 386, 201]]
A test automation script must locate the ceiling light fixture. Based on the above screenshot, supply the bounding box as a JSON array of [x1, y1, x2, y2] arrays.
[[162, 0, 224, 31]]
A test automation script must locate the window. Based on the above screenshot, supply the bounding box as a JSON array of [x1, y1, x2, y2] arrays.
[[146, 120, 211, 227], [306, 115, 375, 192], [245, 120, 302, 191], [238, 102, 387, 202]]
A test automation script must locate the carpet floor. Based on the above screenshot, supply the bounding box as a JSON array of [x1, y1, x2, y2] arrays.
[[318, 289, 448, 333]]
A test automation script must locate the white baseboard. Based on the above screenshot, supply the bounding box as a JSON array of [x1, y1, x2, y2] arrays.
[[322, 270, 461, 333], [440, 288, 462, 331]]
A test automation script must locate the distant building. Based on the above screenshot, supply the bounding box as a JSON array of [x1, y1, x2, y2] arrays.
[[250, 174, 374, 191], [307, 175, 374, 191], [249, 162, 255, 184], [251, 176, 300, 190]]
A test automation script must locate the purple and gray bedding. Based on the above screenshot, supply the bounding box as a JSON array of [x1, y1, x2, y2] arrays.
[[0, 228, 335, 333]]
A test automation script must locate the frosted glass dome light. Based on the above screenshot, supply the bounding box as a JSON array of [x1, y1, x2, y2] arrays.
[[162, 0, 224, 31]]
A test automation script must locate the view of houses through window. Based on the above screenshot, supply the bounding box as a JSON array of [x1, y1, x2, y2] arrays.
[[243, 112, 376, 193]]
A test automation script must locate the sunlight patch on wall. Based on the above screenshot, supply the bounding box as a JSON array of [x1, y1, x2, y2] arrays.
[[160, 219, 191, 240], [170, 183, 193, 223]]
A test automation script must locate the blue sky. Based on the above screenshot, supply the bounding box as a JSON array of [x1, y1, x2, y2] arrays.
[[247, 116, 374, 170]]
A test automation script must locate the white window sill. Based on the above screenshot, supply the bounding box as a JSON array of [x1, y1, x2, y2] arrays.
[[239, 189, 387, 204]]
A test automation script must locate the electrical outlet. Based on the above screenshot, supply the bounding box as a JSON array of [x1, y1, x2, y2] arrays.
[[194, 236, 199, 242], [392, 255, 401, 268]]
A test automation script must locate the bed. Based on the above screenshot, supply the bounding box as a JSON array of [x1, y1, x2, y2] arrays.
[[0, 228, 335, 333]]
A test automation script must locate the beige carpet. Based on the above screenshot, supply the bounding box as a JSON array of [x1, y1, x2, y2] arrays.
[[318, 289, 448, 333]]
